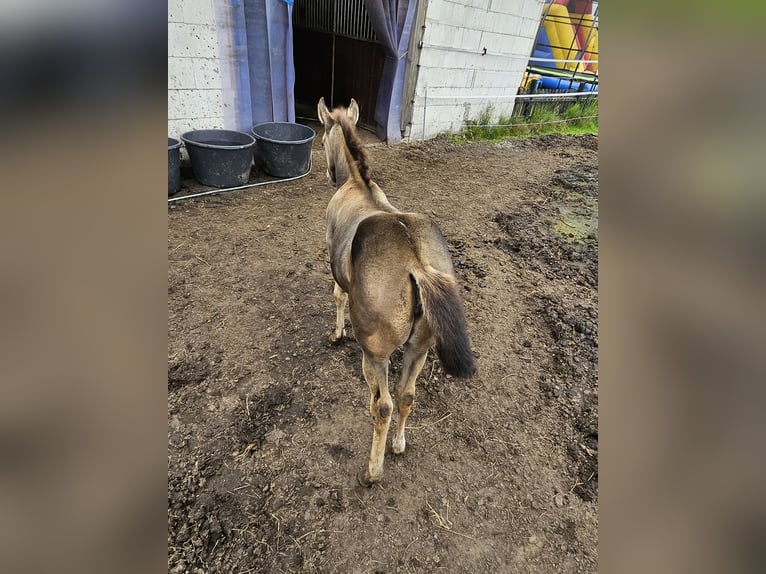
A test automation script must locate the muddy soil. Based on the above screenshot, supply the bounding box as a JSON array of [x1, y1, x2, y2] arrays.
[[168, 131, 598, 573]]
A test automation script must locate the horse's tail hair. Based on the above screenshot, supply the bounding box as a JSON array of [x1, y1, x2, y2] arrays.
[[411, 267, 476, 378]]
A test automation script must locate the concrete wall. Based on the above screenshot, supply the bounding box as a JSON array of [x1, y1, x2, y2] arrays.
[[406, 0, 545, 140], [168, 0, 224, 145]]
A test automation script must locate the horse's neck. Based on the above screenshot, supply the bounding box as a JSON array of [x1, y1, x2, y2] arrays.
[[332, 137, 357, 189], [330, 127, 397, 212], [332, 153, 349, 188]]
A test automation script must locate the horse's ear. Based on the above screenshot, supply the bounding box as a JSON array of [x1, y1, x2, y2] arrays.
[[317, 97, 331, 126], [347, 99, 360, 125]]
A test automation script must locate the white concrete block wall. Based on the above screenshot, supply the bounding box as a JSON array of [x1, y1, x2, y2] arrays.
[[406, 0, 545, 141], [168, 0, 224, 149]]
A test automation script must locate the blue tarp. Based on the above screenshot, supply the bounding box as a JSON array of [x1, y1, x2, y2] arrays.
[[363, 0, 417, 143]]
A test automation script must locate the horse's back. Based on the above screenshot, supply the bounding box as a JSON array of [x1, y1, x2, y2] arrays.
[[396, 212, 455, 276], [351, 211, 452, 275]]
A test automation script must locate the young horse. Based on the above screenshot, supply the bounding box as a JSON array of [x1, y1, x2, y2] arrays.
[[318, 97, 475, 487]]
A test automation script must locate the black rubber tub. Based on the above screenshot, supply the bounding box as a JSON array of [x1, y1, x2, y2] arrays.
[[251, 122, 315, 177], [180, 129, 255, 187], [168, 137, 182, 195]]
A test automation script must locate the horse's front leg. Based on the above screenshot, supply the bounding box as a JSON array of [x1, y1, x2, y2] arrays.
[[329, 282, 347, 344]]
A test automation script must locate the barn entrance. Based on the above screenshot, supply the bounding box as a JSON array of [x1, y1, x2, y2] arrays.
[[292, 0, 386, 131]]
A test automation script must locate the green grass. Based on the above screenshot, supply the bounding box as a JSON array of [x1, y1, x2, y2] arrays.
[[450, 99, 598, 143]]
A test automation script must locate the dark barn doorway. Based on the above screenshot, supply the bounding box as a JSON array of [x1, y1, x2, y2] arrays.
[[292, 0, 385, 131]]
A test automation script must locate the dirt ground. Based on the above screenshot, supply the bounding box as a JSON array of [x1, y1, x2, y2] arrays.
[[168, 129, 598, 573]]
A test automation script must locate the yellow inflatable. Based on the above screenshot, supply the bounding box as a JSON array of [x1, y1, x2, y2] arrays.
[[542, 3, 586, 73], [570, 12, 598, 73]]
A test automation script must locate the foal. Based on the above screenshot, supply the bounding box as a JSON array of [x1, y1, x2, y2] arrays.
[[318, 98, 475, 486]]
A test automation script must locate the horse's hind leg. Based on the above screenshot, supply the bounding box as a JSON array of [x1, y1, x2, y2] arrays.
[[358, 352, 393, 487], [393, 319, 432, 455], [329, 282, 347, 344]]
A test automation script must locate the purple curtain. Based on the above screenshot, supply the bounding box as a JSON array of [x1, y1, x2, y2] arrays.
[[363, 0, 417, 143], [216, 0, 296, 132]]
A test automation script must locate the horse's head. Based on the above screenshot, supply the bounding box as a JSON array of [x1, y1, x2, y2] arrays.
[[317, 97, 360, 187]]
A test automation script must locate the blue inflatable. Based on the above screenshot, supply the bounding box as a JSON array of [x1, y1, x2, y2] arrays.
[[538, 76, 598, 92]]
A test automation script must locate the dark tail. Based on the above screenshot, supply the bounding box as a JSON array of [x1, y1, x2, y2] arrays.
[[411, 267, 476, 378]]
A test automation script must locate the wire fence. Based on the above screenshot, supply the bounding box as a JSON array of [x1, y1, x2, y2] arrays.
[[472, 115, 598, 129]]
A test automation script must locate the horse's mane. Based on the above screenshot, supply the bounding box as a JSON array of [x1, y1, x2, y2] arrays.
[[335, 111, 372, 186]]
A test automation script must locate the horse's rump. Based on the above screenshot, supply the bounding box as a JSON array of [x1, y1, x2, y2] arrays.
[[346, 214, 421, 351], [350, 212, 451, 270], [349, 212, 475, 377]]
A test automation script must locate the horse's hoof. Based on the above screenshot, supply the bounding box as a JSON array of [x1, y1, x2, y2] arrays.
[[328, 330, 346, 345], [357, 470, 373, 488]]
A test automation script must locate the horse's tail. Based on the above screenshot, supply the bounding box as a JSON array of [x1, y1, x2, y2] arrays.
[[411, 266, 476, 378]]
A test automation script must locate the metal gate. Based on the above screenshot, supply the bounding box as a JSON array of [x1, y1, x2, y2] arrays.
[[292, 0, 385, 129], [294, 0, 377, 41]]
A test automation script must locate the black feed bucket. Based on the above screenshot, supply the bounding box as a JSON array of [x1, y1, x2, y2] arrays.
[[251, 122, 315, 178], [168, 138, 182, 195], [181, 129, 255, 187]]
